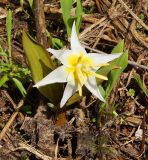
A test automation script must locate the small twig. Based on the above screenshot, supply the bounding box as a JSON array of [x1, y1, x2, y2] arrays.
[[54, 138, 59, 159], [79, 17, 107, 38], [125, 0, 143, 49], [118, 0, 148, 31], [0, 112, 18, 140], [0, 99, 24, 141], [92, 20, 110, 49], [0, 84, 32, 140], [128, 61, 148, 70], [81, 43, 148, 70], [14, 142, 52, 160], [2, 90, 17, 109]]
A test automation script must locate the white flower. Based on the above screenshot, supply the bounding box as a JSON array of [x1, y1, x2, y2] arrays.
[[34, 22, 122, 108]]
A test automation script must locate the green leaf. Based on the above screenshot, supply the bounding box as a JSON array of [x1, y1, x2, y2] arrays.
[[20, 0, 24, 9], [22, 31, 63, 105], [75, 0, 83, 33], [52, 37, 65, 49], [139, 13, 145, 21], [98, 85, 106, 98], [6, 9, 12, 59], [28, 0, 34, 8], [12, 78, 27, 97], [126, 88, 135, 97], [0, 45, 7, 56], [0, 75, 9, 87], [0, 67, 10, 73], [22, 105, 32, 115], [99, 40, 128, 112], [96, 40, 125, 85], [134, 73, 148, 97], [112, 39, 124, 54], [105, 50, 128, 98], [60, 0, 83, 36], [0, 51, 7, 56], [60, 0, 73, 36]]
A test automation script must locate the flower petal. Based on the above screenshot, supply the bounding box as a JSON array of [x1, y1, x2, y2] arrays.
[[66, 72, 75, 86], [88, 53, 122, 69], [47, 48, 71, 62], [47, 48, 76, 67], [34, 66, 68, 88], [70, 21, 86, 53], [47, 48, 65, 58], [60, 83, 77, 108], [85, 76, 105, 102]]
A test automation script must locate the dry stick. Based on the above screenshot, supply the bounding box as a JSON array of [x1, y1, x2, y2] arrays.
[[125, 0, 146, 86], [125, 0, 148, 49], [2, 90, 17, 109], [34, 0, 48, 47], [79, 17, 107, 38], [130, 20, 148, 48], [81, 43, 148, 71], [125, 0, 143, 49], [0, 84, 32, 140], [92, 20, 110, 49], [14, 142, 52, 160], [0, 99, 24, 140], [54, 138, 59, 159], [0, 112, 18, 140], [118, 0, 148, 31], [128, 61, 148, 71]]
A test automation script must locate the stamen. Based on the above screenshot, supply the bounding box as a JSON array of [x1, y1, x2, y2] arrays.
[[77, 68, 87, 85], [77, 52, 83, 63], [78, 84, 82, 96], [89, 71, 108, 80]]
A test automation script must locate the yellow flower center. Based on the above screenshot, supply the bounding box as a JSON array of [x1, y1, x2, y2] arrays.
[[66, 52, 108, 96]]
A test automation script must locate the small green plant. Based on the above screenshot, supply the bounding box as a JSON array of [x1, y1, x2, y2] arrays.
[[134, 73, 148, 97], [22, 105, 32, 115], [137, 13, 145, 30], [99, 40, 128, 112], [126, 88, 135, 97], [60, 0, 83, 36], [0, 9, 31, 97]]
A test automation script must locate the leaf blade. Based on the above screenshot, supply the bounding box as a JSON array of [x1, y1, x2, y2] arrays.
[[0, 75, 9, 87], [12, 78, 27, 97], [134, 73, 148, 97], [22, 31, 63, 105], [6, 9, 12, 59], [60, 0, 73, 36]]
